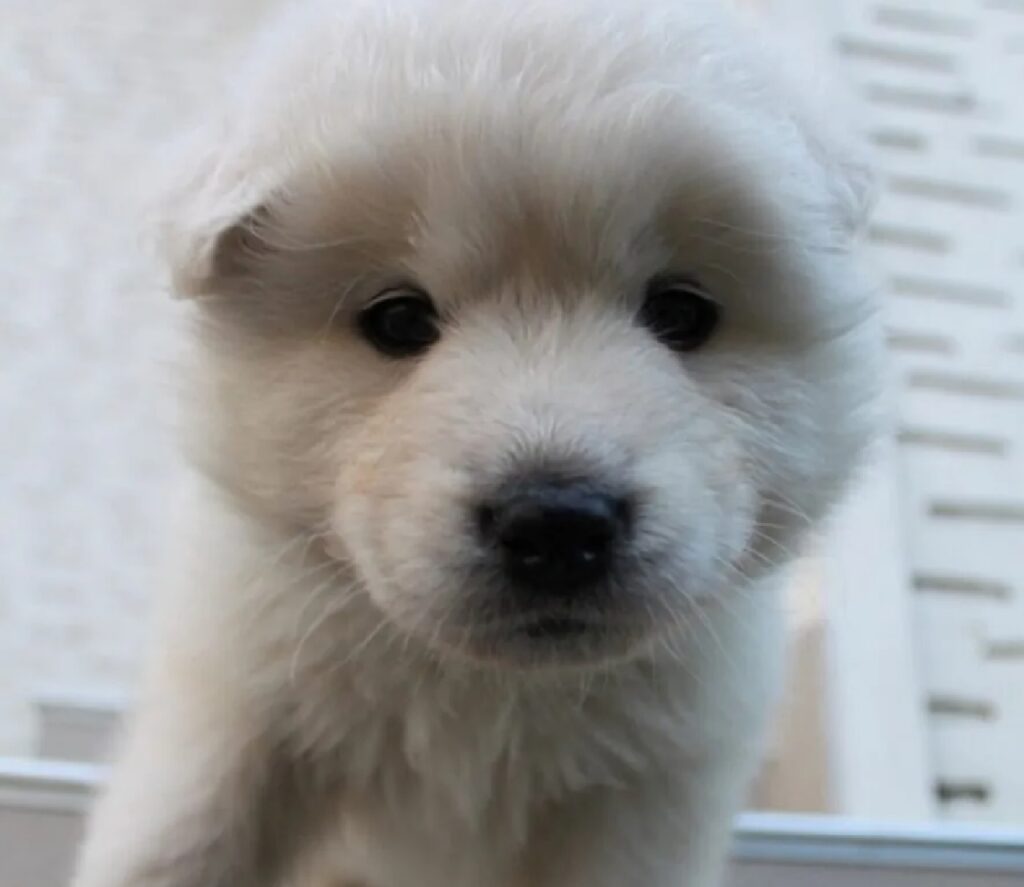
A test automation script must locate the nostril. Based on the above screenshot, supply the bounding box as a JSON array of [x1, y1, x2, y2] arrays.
[[476, 503, 497, 539], [613, 496, 633, 531]]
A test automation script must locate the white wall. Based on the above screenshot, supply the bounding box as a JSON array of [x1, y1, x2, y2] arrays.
[[0, 0, 278, 755]]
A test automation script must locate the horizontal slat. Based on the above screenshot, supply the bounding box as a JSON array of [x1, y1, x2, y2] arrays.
[[898, 428, 1008, 457], [913, 572, 1013, 600], [873, 8, 976, 38]]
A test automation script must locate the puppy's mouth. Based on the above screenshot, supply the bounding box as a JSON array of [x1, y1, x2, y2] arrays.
[[519, 614, 592, 640], [442, 602, 650, 668]]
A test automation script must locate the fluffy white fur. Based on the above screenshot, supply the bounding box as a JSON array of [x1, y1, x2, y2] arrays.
[[73, 1, 880, 885]]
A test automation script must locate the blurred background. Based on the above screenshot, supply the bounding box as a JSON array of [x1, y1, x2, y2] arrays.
[[1, 0, 1022, 863]]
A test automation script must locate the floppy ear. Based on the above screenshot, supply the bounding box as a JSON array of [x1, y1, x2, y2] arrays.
[[150, 124, 284, 299]]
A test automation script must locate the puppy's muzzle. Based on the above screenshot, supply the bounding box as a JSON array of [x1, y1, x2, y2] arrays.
[[477, 478, 632, 603]]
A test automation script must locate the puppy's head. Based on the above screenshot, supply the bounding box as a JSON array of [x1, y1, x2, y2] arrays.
[[162, 0, 881, 667]]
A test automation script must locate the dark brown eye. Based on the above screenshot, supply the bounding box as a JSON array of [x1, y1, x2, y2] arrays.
[[639, 277, 719, 352], [359, 289, 440, 358]]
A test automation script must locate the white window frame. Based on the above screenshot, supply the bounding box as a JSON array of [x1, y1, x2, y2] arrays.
[[821, 441, 935, 820]]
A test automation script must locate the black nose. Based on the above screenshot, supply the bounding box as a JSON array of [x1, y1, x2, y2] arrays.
[[480, 482, 629, 594]]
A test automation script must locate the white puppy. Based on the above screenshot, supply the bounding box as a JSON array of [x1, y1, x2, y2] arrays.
[[73, 1, 880, 885]]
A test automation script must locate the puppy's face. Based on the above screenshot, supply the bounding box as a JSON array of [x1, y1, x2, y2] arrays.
[[166, 1, 880, 667]]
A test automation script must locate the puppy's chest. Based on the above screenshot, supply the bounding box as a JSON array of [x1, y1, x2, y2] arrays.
[[296, 666, 689, 826], [292, 675, 686, 887]]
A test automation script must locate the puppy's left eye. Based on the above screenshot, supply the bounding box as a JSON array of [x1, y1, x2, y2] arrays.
[[639, 277, 720, 353], [359, 288, 441, 358]]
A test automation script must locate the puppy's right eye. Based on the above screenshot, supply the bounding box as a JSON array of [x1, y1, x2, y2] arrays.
[[358, 289, 441, 358]]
